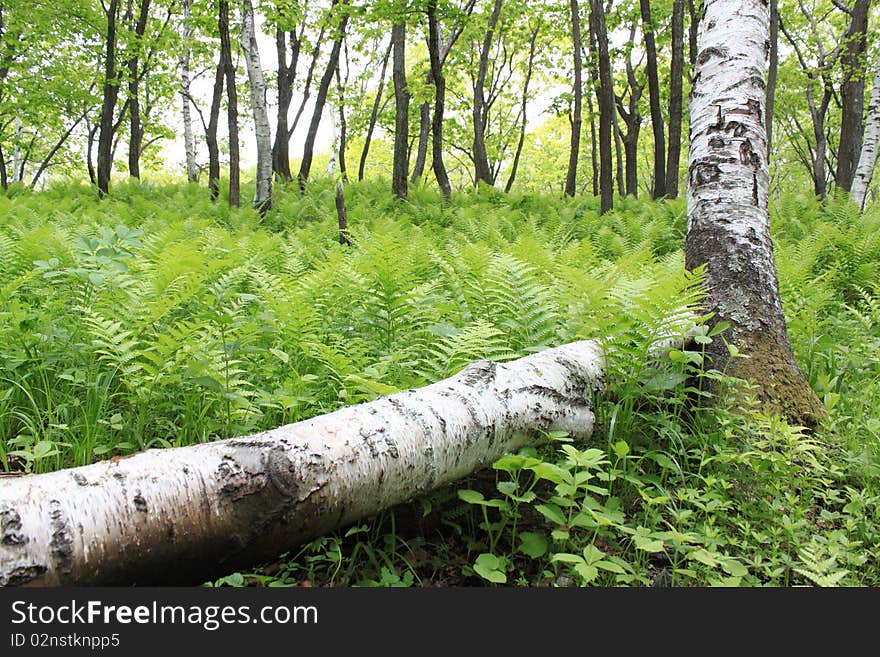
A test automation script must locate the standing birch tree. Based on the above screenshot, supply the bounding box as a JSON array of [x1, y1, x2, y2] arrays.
[[851, 55, 880, 210], [686, 0, 825, 427], [240, 0, 272, 214]]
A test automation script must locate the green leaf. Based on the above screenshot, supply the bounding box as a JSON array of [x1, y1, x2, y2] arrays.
[[551, 553, 584, 565], [536, 503, 567, 526], [457, 489, 485, 505], [518, 532, 548, 558], [574, 563, 599, 583], [721, 559, 749, 578], [474, 553, 507, 583], [192, 375, 223, 392]]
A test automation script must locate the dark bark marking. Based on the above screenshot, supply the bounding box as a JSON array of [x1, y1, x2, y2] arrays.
[[266, 446, 301, 499], [459, 359, 497, 388], [709, 136, 726, 149], [691, 161, 722, 186], [4, 564, 47, 586], [698, 46, 727, 65], [1, 507, 25, 546], [133, 492, 148, 513], [48, 500, 74, 573], [72, 472, 88, 486]]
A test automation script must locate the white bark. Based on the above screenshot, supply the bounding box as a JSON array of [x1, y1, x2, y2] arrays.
[[240, 0, 272, 211], [686, 0, 787, 340], [851, 56, 880, 210], [180, 0, 199, 183], [685, 0, 824, 426], [0, 341, 604, 586]]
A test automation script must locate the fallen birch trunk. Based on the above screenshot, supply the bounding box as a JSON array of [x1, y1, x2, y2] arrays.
[[0, 341, 604, 586]]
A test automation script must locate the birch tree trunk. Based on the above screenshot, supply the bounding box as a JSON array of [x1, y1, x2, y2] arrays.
[[240, 0, 272, 215], [851, 56, 880, 210], [0, 342, 604, 587], [180, 0, 198, 183], [686, 0, 825, 428]]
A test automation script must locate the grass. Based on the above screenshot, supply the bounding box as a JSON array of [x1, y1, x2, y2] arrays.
[[0, 179, 878, 586]]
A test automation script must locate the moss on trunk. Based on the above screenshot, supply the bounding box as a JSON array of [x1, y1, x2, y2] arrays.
[[724, 331, 827, 430]]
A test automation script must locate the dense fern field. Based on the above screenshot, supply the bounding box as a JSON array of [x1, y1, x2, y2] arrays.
[[1, 181, 878, 586]]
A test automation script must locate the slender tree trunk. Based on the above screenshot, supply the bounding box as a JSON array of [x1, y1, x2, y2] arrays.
[[0, 144, 6, 190], [127, 0, 151, 180], [0, 342, 603, 586], [472, 0, 504, 187], [851, 57, 880, 210], [640, 0, 667, 199], [665, 0, 685, 198], [392, 21, 409, 199], [410, 2, 476, 184], [687, 0, 699, 70], [180, 0, 198, 182], [765, 0, 778, 157], [565, 0, 583, 197], [336, 68, 349, 182], [411, 101, 431, 183], [587, 90, 598, 196], [835, 0, 870, 192], [686, 0, 825, 428], [240, 0, 272, 214], [219, 0, 239, 207], [612, 104, 625, 196], [359, 39, 391, 182], [97, 0, 121, 198], [287, 28, 327, 144], [86, 121, 97, 186], [206, 58, 224, 200], [335, 180, 349, 244], [30, 111, 89, 188], [590, 0, 614, 213], [505, 25, 539, 193], [623, 125, 640, 196], [298, 6, 348, 192], [812, 102, 830, 199], [272, 28, 298, 182], [427, 0, 451, 199], [327, 101, 349, 245]]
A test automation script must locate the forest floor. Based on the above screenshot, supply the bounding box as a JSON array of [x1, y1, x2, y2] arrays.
[[1, 180, 878, 586]]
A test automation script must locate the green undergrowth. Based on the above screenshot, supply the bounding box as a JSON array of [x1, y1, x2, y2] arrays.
[[0, 180, 878, 586]]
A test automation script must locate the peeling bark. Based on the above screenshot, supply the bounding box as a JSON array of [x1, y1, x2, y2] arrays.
[[685, 0, 825, 428], [0, 342, 604, 587]]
